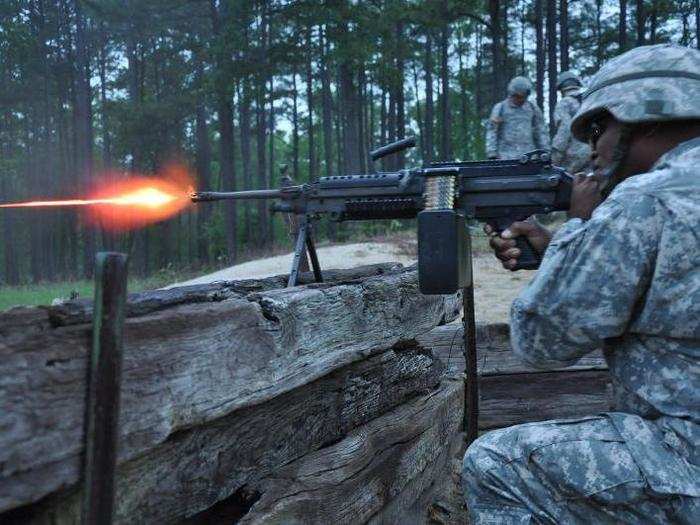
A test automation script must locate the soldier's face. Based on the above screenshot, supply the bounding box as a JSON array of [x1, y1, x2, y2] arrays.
[[589, 115, 660, 180], [588, 115, 620, 177], [510, 94, 527, 106]]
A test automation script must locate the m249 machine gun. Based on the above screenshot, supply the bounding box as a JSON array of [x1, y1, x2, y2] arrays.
[[192, 137, 572, 444], [192, 137, 572, 294]]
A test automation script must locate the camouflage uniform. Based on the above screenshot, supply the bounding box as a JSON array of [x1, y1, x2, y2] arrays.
[[486, 77, 549, 160], [551, 72, 590, 173], [463, 44, 700, 524]]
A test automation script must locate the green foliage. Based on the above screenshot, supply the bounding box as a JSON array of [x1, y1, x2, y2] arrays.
[[1, 0, 698, 285]]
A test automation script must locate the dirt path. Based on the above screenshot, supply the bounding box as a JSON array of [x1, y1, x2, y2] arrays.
[[169, 240, 535, 324]]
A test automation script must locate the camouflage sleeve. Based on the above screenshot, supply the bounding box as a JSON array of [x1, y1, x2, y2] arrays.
[[551, 99, 573, 164], [485, 103, 501, 158], [510, 194, 662, 368], [532, 104, 550, 150]]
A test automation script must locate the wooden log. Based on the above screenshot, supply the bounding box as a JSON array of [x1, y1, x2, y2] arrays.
[[48, 263, 405, 327], [479, 370, 613, 429], [417, 321, 608, 376], [237, 379, 463, 525], [417, 322, 613, 430], [0, 265, 461, 515], [26, 341, 445, 524]]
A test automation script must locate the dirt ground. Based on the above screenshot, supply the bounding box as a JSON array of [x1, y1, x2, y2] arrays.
[[170, 237, 535, 324]]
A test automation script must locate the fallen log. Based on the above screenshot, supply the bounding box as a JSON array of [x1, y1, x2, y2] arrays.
[[48, 263, 405, 327], [24, 341, 445, 524], [237, 379, 463, 525], [0, 264, 461, 516]]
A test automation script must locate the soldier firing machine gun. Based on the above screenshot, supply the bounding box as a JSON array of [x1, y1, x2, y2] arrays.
[[191, 137, 572, 294]]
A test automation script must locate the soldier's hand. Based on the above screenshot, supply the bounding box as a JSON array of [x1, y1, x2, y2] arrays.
[[483, 220, 552, 270], [569, 173, 604, 220]]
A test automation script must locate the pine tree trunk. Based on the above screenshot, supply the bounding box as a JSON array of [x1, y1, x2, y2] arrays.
[[425, 33, 435, 162], [267, 75, 275, 242], [255, 3, 269, 245], [457, 33, 468, 158], [357, 67, 368, 172], [292, 67, 300, 181], [1, 89, 19, 284], [439, 23, 451, 159], [305, 25, 316, 181], [695, 0, 700, 49], [380, 88, 387, 170], [210, 0, 237, 261], [73, 0, 94, 278], [535, 0, 545, 111], [395, 22, 406, 169], [619, 0, 628, 51], [339, 62, 361, 174], [195, 62, 212, 263], [363, 71, 372, 170], [255, 83, 267, 242], [475, 26, 483, 120], [546, 0, 558, 136], [368, 80, 375, 153], [387, 81, 396, 171], [635, 0, 645, 46], [520, 5, 526, 73], [412, 60, 424, 159], [334, 99, 343, 176], [488, 0, 504, 104], [320, 27, 334, 178], [595, 0, 603, 67], [696, 0, 699, 50], [320, 27, 337, 240], [559, 0, 569, 71], [0, 172, 18, 284], [238, 79, 254, 242], [502, 1, 510, 80]]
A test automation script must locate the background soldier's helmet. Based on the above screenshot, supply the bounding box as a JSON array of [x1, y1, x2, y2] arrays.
[[556, 70, 582, 90], [507, 76, 532, 97], [571, 44, 700, 141]]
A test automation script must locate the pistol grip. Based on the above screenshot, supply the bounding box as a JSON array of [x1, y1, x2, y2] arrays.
[[489, 221, 542, 271], [511, 235, 540, 270]]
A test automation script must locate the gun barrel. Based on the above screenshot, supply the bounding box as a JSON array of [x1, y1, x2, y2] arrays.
[[370, 137, 416, 161], [191, 189, 282, 202]]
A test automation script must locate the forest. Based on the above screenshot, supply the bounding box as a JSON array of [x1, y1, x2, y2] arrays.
[[0, 0, 698, 284]]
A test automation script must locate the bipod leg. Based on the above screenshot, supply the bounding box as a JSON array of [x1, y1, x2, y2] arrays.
[[305, 223, 323, 283], [288, 218, 309, 287], [462, 233, 479, 447]]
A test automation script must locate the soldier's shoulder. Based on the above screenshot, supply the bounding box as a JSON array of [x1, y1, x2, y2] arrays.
[[489, 100, 505, 116], [557, 96, 580, 110], [615, 139, 700, 200]]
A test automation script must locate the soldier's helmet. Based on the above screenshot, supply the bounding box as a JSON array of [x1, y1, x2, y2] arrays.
[[571, 44, 700, 141], [556, 70, 582, 90], [507, 76, 532, 97]]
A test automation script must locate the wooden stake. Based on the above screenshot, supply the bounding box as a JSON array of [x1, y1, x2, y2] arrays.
[[82, 252, 128, 525]]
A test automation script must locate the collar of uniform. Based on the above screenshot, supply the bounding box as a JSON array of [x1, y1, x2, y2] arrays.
[[651, 136, 700, 171]]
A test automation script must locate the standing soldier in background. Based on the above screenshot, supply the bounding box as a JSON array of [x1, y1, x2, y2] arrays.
[[551, 71, 591, 173], [486, 76, 549, 160]]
